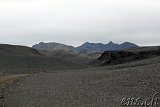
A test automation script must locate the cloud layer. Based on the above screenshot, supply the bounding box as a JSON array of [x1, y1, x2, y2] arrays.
[[0, 0, 160, 46]]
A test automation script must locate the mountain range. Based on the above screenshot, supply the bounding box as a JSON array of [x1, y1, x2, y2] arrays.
[[32, 41, 138, 53]]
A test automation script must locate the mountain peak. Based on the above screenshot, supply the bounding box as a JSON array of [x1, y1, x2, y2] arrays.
[[121, 41, 138, 46], [109, 41, 113, 44], [39, 42, 44, 44], [84, 42, 90, 45], [122, 41, 131, 44], [107, 41, 116, 45]]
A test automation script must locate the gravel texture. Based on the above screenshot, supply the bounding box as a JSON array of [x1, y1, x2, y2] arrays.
[[2, 63, 160, 107]]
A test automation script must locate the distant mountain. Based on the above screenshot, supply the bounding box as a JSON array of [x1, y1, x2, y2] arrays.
[[32, 41, 138, 53], [75, 42, 106, 53], [32, 42, 75, 52], [118, 42, 139, 50], [76, 41, 139, 53]]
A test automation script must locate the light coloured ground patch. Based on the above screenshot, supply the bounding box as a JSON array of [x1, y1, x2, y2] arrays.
[[0, 74, 29, 87]]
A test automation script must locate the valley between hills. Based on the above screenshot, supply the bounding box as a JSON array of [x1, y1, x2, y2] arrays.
[[0, 42, 160, 107]]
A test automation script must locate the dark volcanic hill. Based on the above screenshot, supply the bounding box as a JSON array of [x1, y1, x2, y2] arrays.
[[0, 44, 83, 74], [92, 46, 160, 66]]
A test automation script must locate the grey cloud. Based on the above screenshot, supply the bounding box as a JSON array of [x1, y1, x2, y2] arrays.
[[0, 0, 160, 47]]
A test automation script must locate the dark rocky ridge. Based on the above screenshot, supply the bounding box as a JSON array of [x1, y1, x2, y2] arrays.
[[92, 46, 160, 66]]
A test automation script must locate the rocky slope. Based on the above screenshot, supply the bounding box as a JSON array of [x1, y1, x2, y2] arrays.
[[92, 46, 160, 66]]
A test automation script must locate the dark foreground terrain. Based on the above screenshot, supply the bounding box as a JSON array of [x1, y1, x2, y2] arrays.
[[1, 57, 160, 107], [0, 44, 160, 107]]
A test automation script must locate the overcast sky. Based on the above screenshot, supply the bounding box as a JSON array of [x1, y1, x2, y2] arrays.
[[0, 0, 160, 47]]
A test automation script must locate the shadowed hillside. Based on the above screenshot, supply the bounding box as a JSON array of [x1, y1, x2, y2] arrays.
[[0, 44, 84, 74], [0, 44, 41, 56]]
